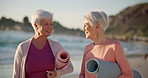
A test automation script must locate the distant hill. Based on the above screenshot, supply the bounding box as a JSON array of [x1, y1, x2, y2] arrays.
[[0, 3, 148, 41], [107, 3, 148, 37], [0, 16, 84, 36], [52, 21, 84, 36]]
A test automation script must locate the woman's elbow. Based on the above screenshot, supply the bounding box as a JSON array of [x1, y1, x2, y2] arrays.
[[119, 72, 134, 78]]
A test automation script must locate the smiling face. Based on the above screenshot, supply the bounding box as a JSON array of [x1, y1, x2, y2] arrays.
[[35, 18, 53, 37], [83, 19, 97, 39]]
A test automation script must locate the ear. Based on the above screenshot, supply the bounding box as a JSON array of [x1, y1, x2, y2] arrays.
[[96, 24, 100, 29]]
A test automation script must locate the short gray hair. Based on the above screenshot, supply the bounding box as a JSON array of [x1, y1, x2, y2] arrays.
[[84, 10, 109, 32], [31, 9, 53, 30]]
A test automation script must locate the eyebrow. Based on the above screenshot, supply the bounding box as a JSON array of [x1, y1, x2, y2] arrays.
[[84, 23, 89, 26]]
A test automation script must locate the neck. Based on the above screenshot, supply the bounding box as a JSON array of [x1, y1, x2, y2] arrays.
[[33, 33, 47, 43], [92, 31, 107, 45]]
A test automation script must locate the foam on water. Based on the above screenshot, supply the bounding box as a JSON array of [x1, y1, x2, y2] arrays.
[[0, 30, 148, 65]]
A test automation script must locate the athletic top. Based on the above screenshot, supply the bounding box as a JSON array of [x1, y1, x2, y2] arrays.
[[25, 40, 55, 78]]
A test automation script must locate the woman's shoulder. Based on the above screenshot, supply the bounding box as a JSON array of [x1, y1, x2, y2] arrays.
[[85, 43, 93, 48], [48, 39, 64, 53], [47, 38, 62, 47], [84, 43, 93, 52], [15, 38, 32, 54], [48, 39, 60, 44], [18, 38, 32, 46], [106, 39, 123, 50], [107, 38, 121, 45]]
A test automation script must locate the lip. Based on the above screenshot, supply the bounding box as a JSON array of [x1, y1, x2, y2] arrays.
[[45, 30, 51, 33], [85, 31, 88, 34]]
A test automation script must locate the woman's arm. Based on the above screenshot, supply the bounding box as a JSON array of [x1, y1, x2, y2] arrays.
[[55, 61, 73, 77], [115, 42, 134, 78], [79, 52, 85, 78], [12, 44, 22, 78], [54, 43, 74, 77], [79, 44, 92, 78]]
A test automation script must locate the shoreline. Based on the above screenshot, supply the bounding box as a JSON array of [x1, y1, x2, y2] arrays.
[[106, 34, 148, 43], [1, 30, 148, 43]]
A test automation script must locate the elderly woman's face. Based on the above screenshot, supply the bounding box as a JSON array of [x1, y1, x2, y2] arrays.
[[36, 18, 53, 37], [83, 19, 97, 39]]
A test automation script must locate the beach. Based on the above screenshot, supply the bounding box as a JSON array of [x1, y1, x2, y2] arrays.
[[0, 56, 147, 78], [128, 56, 148, 78], [0, 30, 148, 78], [62, 56, 148, 78]]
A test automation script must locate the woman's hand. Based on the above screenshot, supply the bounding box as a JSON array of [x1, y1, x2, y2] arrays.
[[46, 71, 57, 78]]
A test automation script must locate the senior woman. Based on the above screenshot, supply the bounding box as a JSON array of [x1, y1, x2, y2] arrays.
[[12, 9, 73, 78], [79, 10, 134, 78]]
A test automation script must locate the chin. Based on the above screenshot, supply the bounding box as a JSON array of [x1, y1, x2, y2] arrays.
[[45, 34, 51, 37], [85, 36, 89, 39], [85, 36, 91, 39], [85, 34, 94, 40]]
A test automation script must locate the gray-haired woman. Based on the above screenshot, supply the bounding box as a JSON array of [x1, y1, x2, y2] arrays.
[[12, 9, 73, 78], [79, 10, 134, 78]]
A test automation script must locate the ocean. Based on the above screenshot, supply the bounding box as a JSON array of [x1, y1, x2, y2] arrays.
[[0, 30, 148, 78]]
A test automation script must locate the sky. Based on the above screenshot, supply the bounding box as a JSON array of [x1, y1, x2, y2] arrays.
[[0, 0, 148, 29]]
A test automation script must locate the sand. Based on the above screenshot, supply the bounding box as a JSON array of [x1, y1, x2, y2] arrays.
[[62, 56, 148, 78], [0, 56, 147, 78], [128, 56, 148, 78]]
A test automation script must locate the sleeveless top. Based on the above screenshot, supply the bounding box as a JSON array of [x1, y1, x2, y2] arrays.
[[25, 40, 55, 78]]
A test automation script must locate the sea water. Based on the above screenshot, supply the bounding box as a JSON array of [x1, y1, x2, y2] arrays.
[[0, 30, 148, 78]]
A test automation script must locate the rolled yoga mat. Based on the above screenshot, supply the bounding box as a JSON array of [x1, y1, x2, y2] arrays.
[[56, 50, 70, 69], [86, 59, 142, 78]]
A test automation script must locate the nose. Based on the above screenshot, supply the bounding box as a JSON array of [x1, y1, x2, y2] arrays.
[[46, 25, 53, 31], [47, 25, 53, 28]]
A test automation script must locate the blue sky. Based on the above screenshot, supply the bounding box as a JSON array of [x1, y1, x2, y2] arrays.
[[0, 0, 148, 29]]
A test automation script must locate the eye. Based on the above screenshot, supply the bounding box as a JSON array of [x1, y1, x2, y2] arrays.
[[44, 23, 48, 25]]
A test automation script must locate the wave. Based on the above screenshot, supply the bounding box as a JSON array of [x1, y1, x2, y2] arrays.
[[0, 30, 148, 65]]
